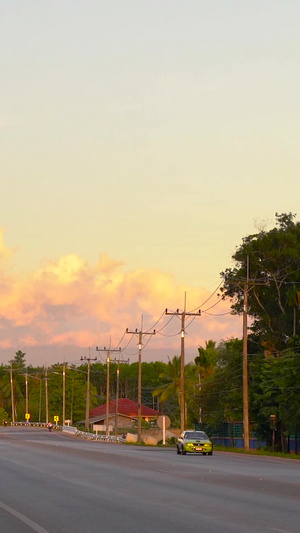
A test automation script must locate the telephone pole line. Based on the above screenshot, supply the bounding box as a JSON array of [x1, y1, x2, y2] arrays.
[[62, 362, 66, 427], [45, 366, 49, 425], [108, 355, 130, 436], [25, 368, 28, 419], [96, 344, 122, 436], [81, 352, 97, 432], [243, 256, 250, 451], [126, 318, 156, 443], [166, 293, 201, 432], [10, 362, 15, 423], [226, 255, 266, 451]]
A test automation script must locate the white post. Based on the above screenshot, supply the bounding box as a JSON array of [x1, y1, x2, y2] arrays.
[[163, 416, 166, 445]]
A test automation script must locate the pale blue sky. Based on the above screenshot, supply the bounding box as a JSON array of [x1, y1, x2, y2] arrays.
[[1, 0, 299, 288]]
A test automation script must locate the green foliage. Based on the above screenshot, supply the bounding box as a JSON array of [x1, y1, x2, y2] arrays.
[[197, 338, 243, 431], [221, 212, 300, 352], [152, 356, 198, 428], [195, 340, 217, 371], [251, 350, 300, 445], [0, 407, 9, 423], [152, 356, 182, 404]]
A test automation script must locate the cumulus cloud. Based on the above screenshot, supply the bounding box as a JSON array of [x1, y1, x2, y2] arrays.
[[0, 240, 241, 363]]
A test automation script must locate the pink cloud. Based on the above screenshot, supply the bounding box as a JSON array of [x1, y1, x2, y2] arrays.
[[0, 238, 240, 363]]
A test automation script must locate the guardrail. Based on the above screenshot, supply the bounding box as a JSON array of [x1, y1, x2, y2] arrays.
[[10, 422, 61, 430], [9, 422, 125, 443], [74, 429, 125, 443]]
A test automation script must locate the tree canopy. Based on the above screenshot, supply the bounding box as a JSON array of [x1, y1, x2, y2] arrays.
[[221, 212, 300, 353]]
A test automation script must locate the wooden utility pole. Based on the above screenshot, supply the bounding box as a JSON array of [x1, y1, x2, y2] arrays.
[[226, 257, 267, 451], [126, 318, 156, 442], [166, 293, 201, 432], [81, 353, 97, 432], [62, 362, 66, 427], [39, 376, 42, 423], [108, 355, 130, 436], [10, 362, 15, 423], [243, 256, 250, 451], [96, 345, 122, 436], [25, 368, 28, 419], [45, 367, 49, 425]]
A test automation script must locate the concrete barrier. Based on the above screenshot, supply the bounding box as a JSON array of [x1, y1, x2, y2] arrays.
[[126, 433, 138, 443], [62, 426, 77, 435], [143, 436, 158, 446]]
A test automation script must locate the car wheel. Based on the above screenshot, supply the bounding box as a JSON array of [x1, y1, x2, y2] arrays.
[[203, 452, 207, 455], [208, 451, 213, 456]]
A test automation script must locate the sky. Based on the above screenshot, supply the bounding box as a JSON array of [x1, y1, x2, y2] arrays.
[[0, 0, 299, 366]]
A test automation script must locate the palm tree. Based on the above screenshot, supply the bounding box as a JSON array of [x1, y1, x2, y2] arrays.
[[152, 356, 196, 425], [152, 356, 181, 405], [194, 340, 217, 375]]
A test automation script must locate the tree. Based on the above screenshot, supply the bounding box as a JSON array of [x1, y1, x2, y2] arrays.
[[152, 356, 182, 405], [5, 351, 28, 420], [0, 407, 9, 424], [221, 213, 300, 353], [11, 350, 26, 370], [152, 356, 196, 427], [194, 340, 217, 378], [251, 350, 300, 451], [197, 339, 243, 432]]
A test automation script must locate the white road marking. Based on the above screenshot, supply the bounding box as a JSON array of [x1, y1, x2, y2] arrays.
[[0, 500, 50, 533]]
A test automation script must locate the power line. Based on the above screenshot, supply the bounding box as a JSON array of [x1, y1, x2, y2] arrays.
[[165, 292, 201, 432], [126, 316, 156, 442]]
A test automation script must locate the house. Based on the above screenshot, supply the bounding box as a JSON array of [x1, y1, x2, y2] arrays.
[[90, 398, 159, 432]]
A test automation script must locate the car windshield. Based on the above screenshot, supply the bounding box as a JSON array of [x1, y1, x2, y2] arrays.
[[185, 431, 208, 440]]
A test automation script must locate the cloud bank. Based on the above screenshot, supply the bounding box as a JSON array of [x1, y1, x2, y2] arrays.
[[0, 230, 241, 365]]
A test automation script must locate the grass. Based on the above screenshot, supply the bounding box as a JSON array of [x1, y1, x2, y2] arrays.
[[213, 444, 300, 459]]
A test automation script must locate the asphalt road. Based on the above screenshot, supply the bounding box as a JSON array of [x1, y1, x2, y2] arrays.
[[0, 426, 300, 533]]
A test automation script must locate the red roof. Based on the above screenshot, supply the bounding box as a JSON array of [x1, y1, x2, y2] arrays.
[[90, 398, 158, 418]]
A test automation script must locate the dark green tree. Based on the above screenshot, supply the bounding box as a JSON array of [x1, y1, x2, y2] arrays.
[[152, 356, 196, 427], [197, 339, 243, 432], [221, 213, 300, 353], [251, 350, 300, 451]]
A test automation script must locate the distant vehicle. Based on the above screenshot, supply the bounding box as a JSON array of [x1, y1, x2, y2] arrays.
[[48, 423, 53, 432], [177, 430, 213, 455]]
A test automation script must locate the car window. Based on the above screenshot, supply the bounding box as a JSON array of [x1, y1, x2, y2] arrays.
[[185, 431, 208, 439]]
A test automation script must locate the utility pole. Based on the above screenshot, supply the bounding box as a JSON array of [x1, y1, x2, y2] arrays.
[[166, 293, 201, 433], [96, 345, 122, 436], [225, 255, 266, 451], [10, 362, 15, 423], [70, 377, 74, 424], [115, 358, 119, 436], [45, 367, 49, 425], [108, 355, 130, 436], [81, 353, 97, 433], [62, 362, 66, 427], [243, 256, 250, 451], [39, 375, 42, 423], [126, 318, 156, 443], [25, 368, 28, 419]]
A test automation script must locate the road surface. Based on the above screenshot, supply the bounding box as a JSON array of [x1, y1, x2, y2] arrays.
[[0, 426, 299, 532]]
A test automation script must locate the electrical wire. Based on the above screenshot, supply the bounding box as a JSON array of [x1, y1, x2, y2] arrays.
[[145, 309, 167, 333], [202, 310, 232, 317], [154, 314, 177, 334], [189, 281, 223, 313]]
